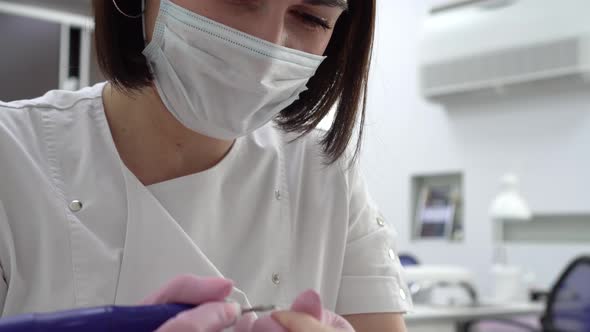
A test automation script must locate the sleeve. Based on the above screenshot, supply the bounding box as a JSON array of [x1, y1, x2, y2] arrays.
[[334, 164, 413, 316]]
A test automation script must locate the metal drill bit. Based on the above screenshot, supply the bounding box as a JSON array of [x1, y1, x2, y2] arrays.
[[241, 305, 277, 314]]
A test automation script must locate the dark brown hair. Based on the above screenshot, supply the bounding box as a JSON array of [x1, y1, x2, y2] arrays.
[[93, 0, 375, 164]]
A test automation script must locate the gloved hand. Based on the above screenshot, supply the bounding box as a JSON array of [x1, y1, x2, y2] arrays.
[[234, 290, 355, 332], [142, 275, 241, 332]]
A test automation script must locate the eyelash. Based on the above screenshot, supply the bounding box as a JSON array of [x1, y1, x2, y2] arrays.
[[225, 1, 333, 31], [293, 11, 333, 31]]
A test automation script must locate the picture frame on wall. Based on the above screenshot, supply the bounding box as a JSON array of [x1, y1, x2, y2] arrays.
[[414, 184, 459, 239]]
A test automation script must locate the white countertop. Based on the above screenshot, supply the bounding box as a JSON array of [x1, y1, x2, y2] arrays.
[[0, 0, 93, 28], [406, 302, 545, 323]]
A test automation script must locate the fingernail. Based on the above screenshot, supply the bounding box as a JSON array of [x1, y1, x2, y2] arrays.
[[291, 290, 322, 318], [226, 302, 241, 323], [271, 311, 287, 321], [206, 278, 234, 295]]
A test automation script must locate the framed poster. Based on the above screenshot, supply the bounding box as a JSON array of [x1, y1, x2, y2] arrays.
[[415, 184, 459, 239]]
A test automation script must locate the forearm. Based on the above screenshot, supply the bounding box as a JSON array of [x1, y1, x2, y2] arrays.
[[343, 313, 408, 332]]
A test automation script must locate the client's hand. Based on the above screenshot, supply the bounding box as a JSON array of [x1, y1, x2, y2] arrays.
[[142, 274, 240, 332], [234, 290, 355, 332]]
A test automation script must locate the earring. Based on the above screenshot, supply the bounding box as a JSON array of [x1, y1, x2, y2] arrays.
[[112, 0, 144, 19]]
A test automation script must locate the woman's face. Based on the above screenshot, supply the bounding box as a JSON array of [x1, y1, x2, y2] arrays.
[[145, 0, 348, 55]]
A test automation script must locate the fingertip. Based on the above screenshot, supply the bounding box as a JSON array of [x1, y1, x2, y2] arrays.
[[234, 312, 256, 332], [271, 311, 296, 326], [254, 313, 289, 332], [300, 289, 321, 304], [226, 302, 241, 322], [203, 277, 234, 292], [187, 277, 234, 302], [272, 311, 320, 331], [220, 280, 235, 298], [173, 302, 239, 331], [290, 290, 322, 319], [271, 310, 287, 321]]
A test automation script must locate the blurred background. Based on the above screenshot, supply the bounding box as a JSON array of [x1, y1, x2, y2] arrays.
[[1, 0, 589, 331]]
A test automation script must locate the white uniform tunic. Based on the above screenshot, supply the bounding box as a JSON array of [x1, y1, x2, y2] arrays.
[[0, 83, 411, 320]]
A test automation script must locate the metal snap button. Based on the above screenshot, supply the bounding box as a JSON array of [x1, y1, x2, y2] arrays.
[[272, 273, 281, 285], [69, 200, 83, 212]]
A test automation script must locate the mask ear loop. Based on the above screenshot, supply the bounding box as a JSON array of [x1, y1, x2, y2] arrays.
[[111, 0, 147, 45]]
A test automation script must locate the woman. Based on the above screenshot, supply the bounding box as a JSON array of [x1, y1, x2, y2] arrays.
[[0, 0, 411, 331]]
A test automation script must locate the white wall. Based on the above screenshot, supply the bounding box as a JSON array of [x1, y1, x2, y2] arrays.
[[0, 12, 60, 101], [362, 0, 590, 295]]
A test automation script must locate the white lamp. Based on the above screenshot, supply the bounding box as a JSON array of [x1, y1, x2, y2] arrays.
[[489, 174, 532, 221], [489, 173, 531, 266], [489, 174, 532, 303]]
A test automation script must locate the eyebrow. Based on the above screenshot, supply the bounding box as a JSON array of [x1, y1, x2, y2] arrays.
[[303, 0, 349, 11]]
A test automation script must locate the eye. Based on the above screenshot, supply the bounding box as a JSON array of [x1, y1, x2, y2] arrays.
[[292, 10, 333, 31]]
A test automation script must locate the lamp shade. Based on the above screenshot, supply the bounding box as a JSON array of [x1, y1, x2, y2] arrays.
[[489, 174, 532, 221]]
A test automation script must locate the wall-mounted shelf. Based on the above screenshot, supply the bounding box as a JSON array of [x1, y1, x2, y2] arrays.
[[503, 213, 590, 244]]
